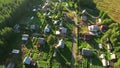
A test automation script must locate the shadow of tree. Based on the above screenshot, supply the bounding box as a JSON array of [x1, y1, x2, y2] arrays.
[[54, 44, 72, 68]]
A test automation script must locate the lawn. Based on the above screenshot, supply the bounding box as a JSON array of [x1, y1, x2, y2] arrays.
[[94, 0, 120, 23]]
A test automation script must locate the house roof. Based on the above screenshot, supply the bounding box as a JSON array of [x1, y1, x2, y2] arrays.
[[107, 44, 112, 50], [56, 30, 60, 35], [22, 34, 29, 41], [82, 9, 87, 14], [99, 43, 103, 49], [23, 57, 31, 65], [37, 38, 45, 44], [30, 16, 34, 20], [88, 25, 99, 32], [12, 49, 20, 54], [102, 59, 107, 66], [56, 39, 64, 48], [7, 62, 15, 68], [44, 24, 50, 33], [32, 9, 37, 12], [59, 21, 63, 26], [14, 24, 20, 30], [99, 54, 104, 59], [81, 15, 87, 21], [111, 53, 116, 60], [53, 20, 58, 25], [30, 25, 37, 30], [60, 27, 67, 34], [82, 48, 93, 57]]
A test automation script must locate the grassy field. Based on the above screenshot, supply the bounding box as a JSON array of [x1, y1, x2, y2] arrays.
[[94, 0, 120, 23]]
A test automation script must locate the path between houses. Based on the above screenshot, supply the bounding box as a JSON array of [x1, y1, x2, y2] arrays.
[[71, 11, 78, 68]]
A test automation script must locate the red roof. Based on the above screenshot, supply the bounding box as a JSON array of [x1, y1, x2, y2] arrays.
[[99, 25, 108, 31], [84, 34, 93, 40]]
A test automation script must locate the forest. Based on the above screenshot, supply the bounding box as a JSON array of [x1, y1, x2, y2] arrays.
[[0, 0, 30, 60]]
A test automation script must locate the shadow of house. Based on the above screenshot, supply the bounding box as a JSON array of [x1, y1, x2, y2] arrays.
[[87, 38, 99, 49], [55, 44, 72, 68], [91, 54, 103, 67], [79, 0, 96, 9], [82, 48, 93, 57]]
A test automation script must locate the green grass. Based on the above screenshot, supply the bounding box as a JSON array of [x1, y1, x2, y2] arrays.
[[0, 65, 5, 68], [94, 0, 120, 23], [38, 61, 50, 68], [32, 53, 38, 61], [90, 55, 103, 68]]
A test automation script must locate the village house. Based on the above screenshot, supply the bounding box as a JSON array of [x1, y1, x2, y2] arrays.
[[56, 27, 67, 36], [88, 25, 99, 35], [55, 39, 65, 48], [22, 34, 29, 42], [23, 56, 31, 65], [81, 15, 87, 21], [37, 37, 45, 48], [44, 24, 50, 33], [82, 48, 93, 57]]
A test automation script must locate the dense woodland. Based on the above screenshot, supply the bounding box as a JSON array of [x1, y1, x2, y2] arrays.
[[0, 0, 30, 60]]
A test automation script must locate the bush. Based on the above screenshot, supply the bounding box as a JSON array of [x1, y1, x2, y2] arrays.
[[47, 35, 57, 45]]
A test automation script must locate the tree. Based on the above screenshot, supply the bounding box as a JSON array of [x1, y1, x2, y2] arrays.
[[47, 35, 57, 45]]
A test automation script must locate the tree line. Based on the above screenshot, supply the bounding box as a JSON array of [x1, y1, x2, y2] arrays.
[[0, 0, 31, 60]]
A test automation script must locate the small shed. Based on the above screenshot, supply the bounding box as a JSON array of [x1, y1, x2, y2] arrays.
[[23, 57, 31, 65], [14, 24, 20, 31], [59, 21, 63, 27], [111, 53, 116, 60], [22, 34, 29, 41], [102, 59, 107, 67], [82, 48, 93, 57], [30, 25, 37, 30], [98, 43, 103, 49], [81, 15, 87, 21], [32, 9, 37, 12], [107, 43, 113, 50], [56, 39, 64, 48], [37, 38, 45, 45], [82, 9, 87, 14], [56, 30, 60, 35], [30, 16, 34, 20], [99, 54, 104, 59], [44, 24, 50, 33], [53, 20, 58, 25], [12, 49, 20, 54]]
